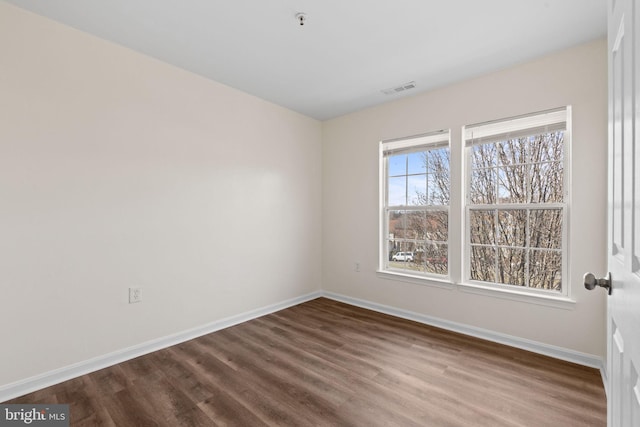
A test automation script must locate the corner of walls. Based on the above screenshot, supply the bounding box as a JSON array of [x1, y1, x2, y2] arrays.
[[0, 292, 323, 403], [0, 2, 323, 391], [322, 291, 604, 370], [320, 39, 608, 361]]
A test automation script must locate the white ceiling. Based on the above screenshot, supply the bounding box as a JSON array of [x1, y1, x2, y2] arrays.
[[5, 0, 607, 120]]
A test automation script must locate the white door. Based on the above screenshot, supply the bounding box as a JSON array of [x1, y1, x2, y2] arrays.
[[606, 0, 640, 425]]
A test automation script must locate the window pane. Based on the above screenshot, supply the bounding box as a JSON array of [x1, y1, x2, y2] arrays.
[[530, 209, 562, 249], [471, 143, 497, 168], [384, 238, 395, 264], [388, 241, 401, 259], [427, 148, 450, 177], [497, 210, 527, 247], [498, 165, 528, 203], [529, 250, 562, 290], [388, 176, 406, 206], [427, 149, 450, 205], [407, 152, 426, 175], [406, 211, 426, 240], [423, 243, 448, 275], [388, 154, 406, 176], [388, 210, 406, 239], [470, 246, 496, 282], [404, 241, 418, 256], [530, 132, 563, 163], [389, 240, 406, 261], [470, 168, 496, 204], [426, 211, 448, 241], [390, 245, 419, 272], [470, 210, 495, 244], [428, 176, 449, 205], [497, 138, 527, 165], [497, 248, 526, 286], [407, 174, 427, 206], [531, 161, 563, 203]]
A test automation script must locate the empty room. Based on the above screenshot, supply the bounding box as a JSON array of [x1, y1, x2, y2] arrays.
[[1, 0, 638, 426]]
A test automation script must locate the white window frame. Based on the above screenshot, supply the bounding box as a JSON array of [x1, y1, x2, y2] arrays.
[[378, 130, 451, 282], [463, 107, 571, 298]]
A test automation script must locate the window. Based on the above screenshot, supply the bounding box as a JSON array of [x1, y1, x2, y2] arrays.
[[378, 108, 570, 300], [380, 131, 450, 277], [464, 107, 568, 294]]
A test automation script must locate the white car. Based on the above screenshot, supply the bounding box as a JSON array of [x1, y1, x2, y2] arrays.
[[392, 252, 414, 262]]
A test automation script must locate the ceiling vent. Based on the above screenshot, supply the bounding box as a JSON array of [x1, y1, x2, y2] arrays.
[[382, 81, 416, 95]]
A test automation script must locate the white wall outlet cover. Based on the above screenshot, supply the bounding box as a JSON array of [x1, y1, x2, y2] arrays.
[[129, 287, 142, 304]]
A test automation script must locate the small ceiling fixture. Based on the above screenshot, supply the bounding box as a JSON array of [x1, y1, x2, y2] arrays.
[[295, 13, 307, 26]]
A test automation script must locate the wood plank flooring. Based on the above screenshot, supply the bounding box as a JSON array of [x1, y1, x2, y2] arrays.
[[7, 298, 606, 426]]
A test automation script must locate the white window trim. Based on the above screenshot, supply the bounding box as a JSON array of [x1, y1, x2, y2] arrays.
[[379, 130, 451, 281], [376, 270, 455, 290], [462, 106, 571, 298], [376, 108, 574, 309]]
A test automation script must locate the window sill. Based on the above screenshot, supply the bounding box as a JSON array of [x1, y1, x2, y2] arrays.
[[457, 282, 576, 310], [376, 270, 455, 290]]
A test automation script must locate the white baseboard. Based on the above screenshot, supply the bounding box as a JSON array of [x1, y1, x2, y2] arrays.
[[322, 291, 605, 370], [1, 290, 606, 402], [0, 291, 322, 403]]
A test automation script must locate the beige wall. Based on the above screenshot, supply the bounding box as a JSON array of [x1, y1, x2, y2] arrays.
[[0, 3, 322, 387], [0, 0, 608, 393], [322, 39, 608, 358]]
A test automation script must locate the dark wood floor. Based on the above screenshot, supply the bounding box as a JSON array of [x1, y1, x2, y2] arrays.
[[8, 298, 606, 426]]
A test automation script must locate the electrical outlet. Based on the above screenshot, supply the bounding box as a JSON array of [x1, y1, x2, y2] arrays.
[[355, 262, 360, 272], [129, 287, 142, 304]]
